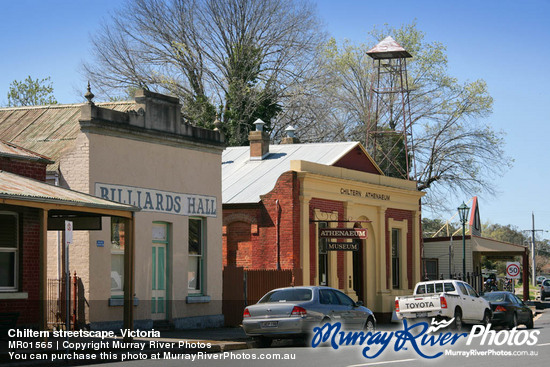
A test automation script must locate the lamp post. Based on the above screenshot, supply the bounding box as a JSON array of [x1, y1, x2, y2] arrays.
[[458, 202, 470, 279]]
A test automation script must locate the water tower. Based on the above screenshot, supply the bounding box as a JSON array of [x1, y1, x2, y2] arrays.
[[366, 36, 415, 180]]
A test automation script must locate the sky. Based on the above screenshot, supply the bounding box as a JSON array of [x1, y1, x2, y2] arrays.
[[1, 0, 549, 239]]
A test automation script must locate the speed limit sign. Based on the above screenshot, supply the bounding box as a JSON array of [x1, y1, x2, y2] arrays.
[[506, 262, 521, 279]]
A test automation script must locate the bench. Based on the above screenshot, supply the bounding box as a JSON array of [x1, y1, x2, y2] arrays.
[[0, 312, 19, 340]]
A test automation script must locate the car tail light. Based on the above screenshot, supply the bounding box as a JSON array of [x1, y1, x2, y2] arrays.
[[440, 296, 448, 309], [395, 299, 400, 312], [291, 306, 307, 317], [243, 308, 251, 318], [495, 305, 507, 312]]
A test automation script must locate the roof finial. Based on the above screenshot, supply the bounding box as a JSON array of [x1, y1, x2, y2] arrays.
[[84, 81, 95, 104], [213, 113, 222, 131]]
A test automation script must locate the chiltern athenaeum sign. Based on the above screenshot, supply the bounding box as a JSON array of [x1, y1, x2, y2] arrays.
[[95, 183, 217, 217], [319, 228, 368, 239], [340, 188, 390, 201]]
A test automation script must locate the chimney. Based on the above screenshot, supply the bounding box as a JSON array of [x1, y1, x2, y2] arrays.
[[281, 125, 300, 144], [249, 119, 270, 160]]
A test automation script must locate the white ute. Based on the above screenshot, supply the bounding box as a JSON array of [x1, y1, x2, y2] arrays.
[[395, 279, 492, 330]]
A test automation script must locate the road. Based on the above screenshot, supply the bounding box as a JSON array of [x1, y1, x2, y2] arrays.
[[81, 309, 550, 367]]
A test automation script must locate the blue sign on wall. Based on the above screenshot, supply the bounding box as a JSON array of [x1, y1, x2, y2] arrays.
[[97, 240, 105, 247]]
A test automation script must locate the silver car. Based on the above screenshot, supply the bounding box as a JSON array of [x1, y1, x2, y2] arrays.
[[541, 279, 550, 301], [242, 286, 376, 347]]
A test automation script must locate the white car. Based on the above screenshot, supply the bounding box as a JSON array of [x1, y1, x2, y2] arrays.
[[395, 279, 492, 330]]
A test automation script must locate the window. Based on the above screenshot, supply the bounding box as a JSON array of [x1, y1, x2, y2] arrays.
[[464, 283, 478, 297], [334, 290, 355, 307], [188, 217, 205, 294], [259, 289, 312, 303], [415, 284, 426, 294], [391, 228, 400, 289], [423, 259, 438, 280], [110, 217, 125, 297], [318, 222, 328, 286], [457, 282, 468, 295], [435, 283, 443, 293], [319, 289, 339, 305], [444, 282, 456, 292], [0, 212, 18, 291]]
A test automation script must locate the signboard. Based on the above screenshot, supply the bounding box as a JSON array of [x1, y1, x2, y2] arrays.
[[319, 228, 368, 239], [96, 240, 105, 247], [65, 220, 73, 246], [95, 183, 217, 217], [506, 262, 521, 279], [327, 242, 359, 251]]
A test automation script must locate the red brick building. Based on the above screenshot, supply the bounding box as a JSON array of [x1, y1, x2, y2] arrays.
[[222, 125, 424, 321], [0, 140, 137, 331]]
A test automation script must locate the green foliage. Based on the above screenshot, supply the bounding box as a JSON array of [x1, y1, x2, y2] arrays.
[[223, 42, 281, 146], [7, 76, 57, 107], [482, 222, 528, 245]]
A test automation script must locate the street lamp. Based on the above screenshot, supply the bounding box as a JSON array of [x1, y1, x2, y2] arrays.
[[458, 202, 470, 279]]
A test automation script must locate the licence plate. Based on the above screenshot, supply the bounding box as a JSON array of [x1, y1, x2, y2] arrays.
[[261, 321, 278, 328], [416, 312, 428, 318]]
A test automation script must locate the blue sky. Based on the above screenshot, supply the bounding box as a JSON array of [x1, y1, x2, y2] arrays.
[[1, 0, 549, 238]]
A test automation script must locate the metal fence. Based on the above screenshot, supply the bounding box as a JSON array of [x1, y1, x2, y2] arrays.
[[46, 272, 82, 330]]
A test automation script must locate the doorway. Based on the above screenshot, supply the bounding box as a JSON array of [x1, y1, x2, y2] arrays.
[[151, 222, 169, 320]]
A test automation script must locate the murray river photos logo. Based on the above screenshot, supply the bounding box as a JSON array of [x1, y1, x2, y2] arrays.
[[311, 318, 540, 359]]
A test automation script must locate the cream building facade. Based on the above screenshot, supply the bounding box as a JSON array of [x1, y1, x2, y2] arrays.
[[0, 90, 225, 329]]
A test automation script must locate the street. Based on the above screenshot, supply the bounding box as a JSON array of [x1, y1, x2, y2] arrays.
[[81, 309, 550, 367]]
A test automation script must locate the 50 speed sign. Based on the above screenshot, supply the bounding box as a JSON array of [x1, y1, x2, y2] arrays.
[[506, 262, 521, 279]]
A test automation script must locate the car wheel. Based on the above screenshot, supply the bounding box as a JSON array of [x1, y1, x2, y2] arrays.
[[254, 336, 272, 348], [482, 310, 491, 327], [453, 309, 463, 331], [509, 313, 518, 329], [526, 313, 534, 329], [365, 317, 375, 332]]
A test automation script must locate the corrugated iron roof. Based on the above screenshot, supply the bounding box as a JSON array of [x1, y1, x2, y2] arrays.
[[0, 170, 139, 212], [0, 139, 54, 163], [367, 36, 412, 59], [0, 102, 136, 172], [222, 142, 361, 204]]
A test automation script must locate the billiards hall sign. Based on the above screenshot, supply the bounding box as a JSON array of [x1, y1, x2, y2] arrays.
[[319, 228, 368, 251], [95, 183, 217, 217]]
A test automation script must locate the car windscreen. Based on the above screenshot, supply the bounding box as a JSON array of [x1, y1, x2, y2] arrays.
[[482, 293, 506, 302], [258, 289, 313, 303]]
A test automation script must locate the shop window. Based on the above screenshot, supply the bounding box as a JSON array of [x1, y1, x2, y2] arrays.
[[391, 228, 400, 289], [189, 217, 205, 294], [318, 222, 328, 286], [0, 212, 18, 291], [110, 217, 125, 297]]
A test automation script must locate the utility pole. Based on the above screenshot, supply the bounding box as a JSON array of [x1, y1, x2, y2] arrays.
[[524, 213, 544, 286]]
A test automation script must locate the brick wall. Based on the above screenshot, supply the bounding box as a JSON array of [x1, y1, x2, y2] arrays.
[[385, 208, 414, 289], [222, 171, 301, 277], [0, 157, 48, 181], [0, 207, 40, 326]]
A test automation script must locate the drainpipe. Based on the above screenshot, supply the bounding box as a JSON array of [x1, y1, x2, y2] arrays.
[[276, 200, 281, 270]]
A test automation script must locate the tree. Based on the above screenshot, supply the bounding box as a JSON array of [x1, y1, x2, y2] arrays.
[[306, 22, 510, 210], [7, 76, 57, 107], [83, 0, 324, 145], [482, 222, 528, 246]]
